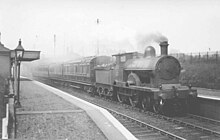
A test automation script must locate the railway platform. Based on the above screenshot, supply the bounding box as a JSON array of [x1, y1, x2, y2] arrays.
[[197, 87, 220, 100], [193, 87, 220, 121], [15, 78, 137, 140]]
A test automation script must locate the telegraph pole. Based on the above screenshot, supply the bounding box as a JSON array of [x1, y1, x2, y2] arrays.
[[96, 18, 99, 56], [54, 34, 56, 56], [63, 33, 66, 56]]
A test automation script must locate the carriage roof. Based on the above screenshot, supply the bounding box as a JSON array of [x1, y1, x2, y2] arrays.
[[64, 56, 113, 66]]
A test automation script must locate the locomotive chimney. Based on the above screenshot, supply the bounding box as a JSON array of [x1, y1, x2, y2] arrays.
[[159, 41, 169, 55]]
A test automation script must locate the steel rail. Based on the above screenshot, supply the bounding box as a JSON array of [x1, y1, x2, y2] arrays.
[[188, 114, 220, 125], [91, 101, 186, 140], [159, 114, 220, 137], [99, 96, 220, 137], [109, 110, 186, 140]]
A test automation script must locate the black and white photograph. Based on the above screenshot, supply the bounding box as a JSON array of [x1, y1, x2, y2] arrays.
[[0, 0, 220, 139]]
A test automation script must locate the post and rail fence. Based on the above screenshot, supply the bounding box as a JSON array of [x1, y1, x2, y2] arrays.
[[171, 51, 219, 64], [171, 51, 220, 90]]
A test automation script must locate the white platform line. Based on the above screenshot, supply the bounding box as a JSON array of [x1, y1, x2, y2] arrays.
[[198, 95, 220, 101]]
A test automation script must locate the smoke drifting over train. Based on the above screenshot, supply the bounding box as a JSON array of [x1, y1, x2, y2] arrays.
[[136, 32, 168, 54]]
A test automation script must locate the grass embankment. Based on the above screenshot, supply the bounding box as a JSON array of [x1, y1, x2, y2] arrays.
[[180, 62, 220, 89]]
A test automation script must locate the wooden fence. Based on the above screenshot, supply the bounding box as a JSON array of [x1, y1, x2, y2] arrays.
[[171, 51, 219, 64]]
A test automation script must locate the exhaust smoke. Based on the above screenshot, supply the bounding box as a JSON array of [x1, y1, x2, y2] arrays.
[[136, 32, 168, 55]]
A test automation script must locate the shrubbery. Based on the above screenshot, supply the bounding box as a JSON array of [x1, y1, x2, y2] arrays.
[[180, 62, 220, 89]]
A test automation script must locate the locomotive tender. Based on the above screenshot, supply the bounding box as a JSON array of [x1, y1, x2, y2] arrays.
[[34, 41, 197, 115]]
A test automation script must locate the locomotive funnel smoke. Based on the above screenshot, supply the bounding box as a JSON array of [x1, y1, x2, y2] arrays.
[[136, 32, 168, 54]]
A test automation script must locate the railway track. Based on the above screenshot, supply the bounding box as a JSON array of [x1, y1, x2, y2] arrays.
[[107, 108, 184, 140], [99, 96, 220, 139], [39, 79, 220, 140], [188, 114, 220, 126], [80, 93, 220, 139], [174, 114, 220, 135]]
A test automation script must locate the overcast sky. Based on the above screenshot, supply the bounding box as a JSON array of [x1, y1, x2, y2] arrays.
[[0, 0, 220, 57]]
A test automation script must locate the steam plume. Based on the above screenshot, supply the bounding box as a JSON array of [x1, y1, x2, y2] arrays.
[[136, 32, 168, 53]]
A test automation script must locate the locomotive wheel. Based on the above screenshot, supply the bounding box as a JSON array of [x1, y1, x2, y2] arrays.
[[153, 98, 165, 114], [83, 86, 88, 92], [109, 92, 113, 100], [97, 88, 103, 97], [117, 93, 123, 103], [141, 96, 151, 111], [103, 89, 108, 99], [87, 87, 93, 95], [129, 96, 139, 107], [64, 83, 68, 87], [96, 88, 99, 96], [108, 90, 114, 100]]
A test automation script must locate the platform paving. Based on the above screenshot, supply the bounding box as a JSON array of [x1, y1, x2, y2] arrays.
[[16, 78, 137, 140], [16, 79, 107, 140]]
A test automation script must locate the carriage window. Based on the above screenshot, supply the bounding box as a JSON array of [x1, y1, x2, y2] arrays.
[[77, 65, 80, 73], [70, 65, 74, 74], [79, 65, 82, 74], [83, 65, 87, 74], [49, 67, 54, 73], [73, 65, 76, 74], [57, 66, 62, 74], [87, 65, 89, 73], [63, 66, 66, 74], [81, 65, 84, 74], [67, 66, 70, 74], [64, 66, 66, 74], [75, 65, 77, 73], [120, 56, 126, 62], [55, 66, 58, 74], [114, 56, 120, 64]]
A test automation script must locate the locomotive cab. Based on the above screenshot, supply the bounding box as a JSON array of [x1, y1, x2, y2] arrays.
[[112, 52, 142, 83]]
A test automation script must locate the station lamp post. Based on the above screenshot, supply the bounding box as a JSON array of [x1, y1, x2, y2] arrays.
[[14, 39, 24, 107]]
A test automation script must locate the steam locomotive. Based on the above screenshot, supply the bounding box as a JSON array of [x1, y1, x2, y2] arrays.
[[33, 41, 197, 115]]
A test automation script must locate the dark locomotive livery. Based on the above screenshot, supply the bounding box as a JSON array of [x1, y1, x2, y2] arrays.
[[33, 41, 197, 115]]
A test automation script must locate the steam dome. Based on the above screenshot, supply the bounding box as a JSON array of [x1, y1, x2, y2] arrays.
[[144, 46, 156, 57]]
